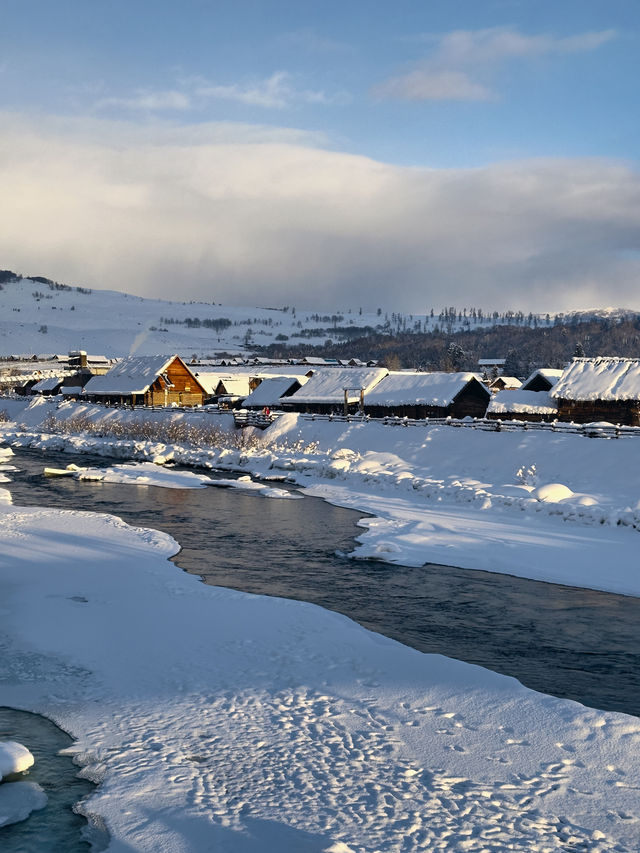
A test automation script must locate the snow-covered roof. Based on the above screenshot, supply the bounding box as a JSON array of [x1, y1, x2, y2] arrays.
[[284, 367, 388, 404], [61, 386, 85, 395], [300, 357, 330, 365], [217, 376, 252, 397], [487, 390, 558, 415], [32, 376, 64, 392], [365, 372, 487, 407], [491, 376, 522, 388], [550, 358, 640, 401], [192, 371, 225, 395], [256, 365, 315, 378], [521, 369, 563, 391], [82, 355, 184, 396], [243, 376, 306, 407]]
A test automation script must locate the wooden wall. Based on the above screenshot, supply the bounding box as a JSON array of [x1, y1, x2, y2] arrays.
[[556, 399, 640, 426], [146, 358, 204, 407]]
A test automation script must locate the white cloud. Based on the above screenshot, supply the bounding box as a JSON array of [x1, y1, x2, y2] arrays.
[[1, 112, 640, 313], [430, 26, 616, 66], [96, 89, 193, 112], [374, 69, 493, 102], [94, 72, 349, 115], [377, 26, 616, 102], [195, 71, 319, 109], [194, 71, 349, 109]]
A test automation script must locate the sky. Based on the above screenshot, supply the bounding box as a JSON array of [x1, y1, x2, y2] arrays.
[[1, 0, 639, 313]]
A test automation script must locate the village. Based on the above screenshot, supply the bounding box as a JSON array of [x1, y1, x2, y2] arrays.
[[2, 349, 640, 429]]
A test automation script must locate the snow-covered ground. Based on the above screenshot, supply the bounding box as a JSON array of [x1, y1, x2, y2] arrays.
[[2, 397, 640, 850], [1, 484, 640, 851]]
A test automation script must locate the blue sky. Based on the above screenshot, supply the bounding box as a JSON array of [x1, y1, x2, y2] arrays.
[[2, 0, 640, 312]]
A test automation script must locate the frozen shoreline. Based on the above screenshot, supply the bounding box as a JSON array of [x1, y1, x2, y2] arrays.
[[2, 396, 640, 596]]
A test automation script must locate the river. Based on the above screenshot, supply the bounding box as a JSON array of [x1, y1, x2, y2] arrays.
[[4, 446, 640, 719]]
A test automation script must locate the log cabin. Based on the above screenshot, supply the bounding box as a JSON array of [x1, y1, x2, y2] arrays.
[[242, 376, 306, 410], [550, 357, 640, 425], [486, 390, 558, 422], [364, 371, 490, 419], [82, 355, 206, 407], [521, 369, 563, 392], [281, 367, 388, 414]]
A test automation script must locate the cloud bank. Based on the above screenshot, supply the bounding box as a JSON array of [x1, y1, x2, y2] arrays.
[[1, 112, 639, 313]]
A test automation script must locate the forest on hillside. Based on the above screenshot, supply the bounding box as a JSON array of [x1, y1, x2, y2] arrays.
[[257, 317, 640, 378]]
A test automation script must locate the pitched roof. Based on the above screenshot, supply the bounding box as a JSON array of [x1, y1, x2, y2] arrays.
[[284, 367, 388, 404], [243, 376, 306, 407], [521, 369, 563, 391], [32, 376, 64, 392], [550, 358, 640, 401], [217, 376, 252, 397], [490, 376, 522, 388], [82, 355, 187, 396], [487, 390, 557, 415], [365, 371, 488, 407]]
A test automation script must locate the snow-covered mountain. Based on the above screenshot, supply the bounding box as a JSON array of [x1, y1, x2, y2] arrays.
[[0, 274, 382, 358], [1, 272, 636, 360]]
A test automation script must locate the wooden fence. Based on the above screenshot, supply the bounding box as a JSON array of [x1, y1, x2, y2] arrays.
[[298, 412, 640, 439]]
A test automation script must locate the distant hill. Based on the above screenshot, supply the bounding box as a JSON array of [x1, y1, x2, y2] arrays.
[[0, 269, 638, 367], [259, 318, 640, 376]]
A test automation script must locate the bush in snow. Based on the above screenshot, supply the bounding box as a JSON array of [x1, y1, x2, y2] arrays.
[[40, 413, 261, 451]]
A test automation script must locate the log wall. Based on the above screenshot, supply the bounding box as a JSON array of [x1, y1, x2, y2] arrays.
[[556, 399, 640, 426]]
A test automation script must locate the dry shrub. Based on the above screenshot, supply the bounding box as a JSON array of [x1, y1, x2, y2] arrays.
[[41, 412, 260, 450]]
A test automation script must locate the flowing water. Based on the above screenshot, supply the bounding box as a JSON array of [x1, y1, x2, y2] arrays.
[[0, 707, 97, 852], [4, 446, 640, 721]]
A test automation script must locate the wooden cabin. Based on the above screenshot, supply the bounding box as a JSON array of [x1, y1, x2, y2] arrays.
[[486, 390, 558, 422], [521, 369, 563, 393], [242, 376, 305, 410], [489, 376, 522, 393], [364, 372, 490, 419], [82, 355, 206, 407], [30, 375, 65, 396], [551, 357, 640, 425], [281, 367, 388, 414]]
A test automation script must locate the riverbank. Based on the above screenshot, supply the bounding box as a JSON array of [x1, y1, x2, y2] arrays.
[[2, 396, 640, 596]]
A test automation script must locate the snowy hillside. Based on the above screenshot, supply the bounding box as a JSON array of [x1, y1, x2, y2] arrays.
[[0, 274, 389, 358], [1, 272, 637, 360]]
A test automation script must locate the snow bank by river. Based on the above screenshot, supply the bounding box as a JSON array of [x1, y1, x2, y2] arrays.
[[5, 400, 640, 595], [1, 501, 640, 851], [3, 398, 640, 595], [0, 741, 47, 828]]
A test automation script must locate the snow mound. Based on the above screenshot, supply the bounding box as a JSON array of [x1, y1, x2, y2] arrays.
[[531, 483, 575, 503], [0, 781, 47, 828], [76, 462, 213, 489], [0, 741, 34, 779], [210, 476, 301, 499]]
